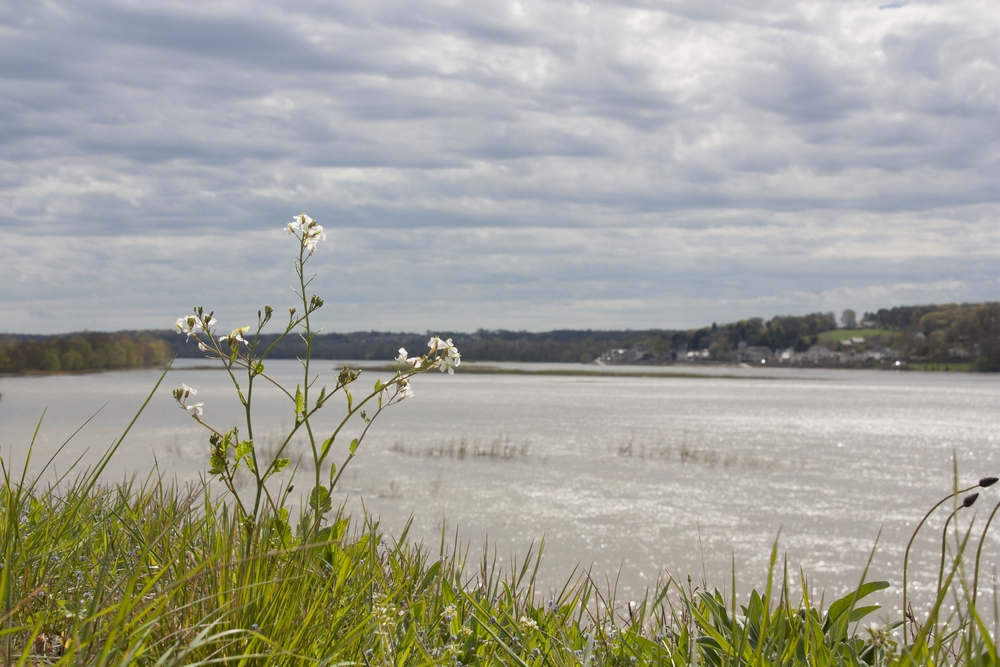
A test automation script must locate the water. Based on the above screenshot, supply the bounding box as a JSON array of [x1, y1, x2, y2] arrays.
[[2, 360, 999, 618]]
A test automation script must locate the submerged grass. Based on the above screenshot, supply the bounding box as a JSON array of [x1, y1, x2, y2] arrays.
[[4, 454, 1000, 665]]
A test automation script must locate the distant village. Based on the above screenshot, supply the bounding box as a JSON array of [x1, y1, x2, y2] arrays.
[[600, 332, 922, 368], [596, 303, 996, 370]]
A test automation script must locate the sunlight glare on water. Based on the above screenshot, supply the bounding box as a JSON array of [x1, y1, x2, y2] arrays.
[[2, 360, 998, 615]]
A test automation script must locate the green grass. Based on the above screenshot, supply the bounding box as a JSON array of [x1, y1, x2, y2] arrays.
[[4, 450, 1000, 665], [907, 363, 973, 373], [817, 329, 897, 342]]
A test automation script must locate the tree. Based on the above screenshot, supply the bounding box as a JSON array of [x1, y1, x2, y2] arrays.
[[841, 309, 857, 329]]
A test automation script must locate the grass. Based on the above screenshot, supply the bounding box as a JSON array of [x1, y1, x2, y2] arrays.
[[817, 329, 897, 342], [5, 447, 1000, 665]]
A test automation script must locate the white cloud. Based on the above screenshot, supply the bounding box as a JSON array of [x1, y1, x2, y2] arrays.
[[0, 0, 996, 333]]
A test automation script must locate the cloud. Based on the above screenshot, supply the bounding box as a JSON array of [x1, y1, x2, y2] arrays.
[[0, 0, 997, 333]]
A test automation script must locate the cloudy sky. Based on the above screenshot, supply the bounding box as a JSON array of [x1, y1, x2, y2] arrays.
[[1, 0, 997, 335]]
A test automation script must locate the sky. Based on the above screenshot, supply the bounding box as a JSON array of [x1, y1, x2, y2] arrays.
[[0, 0, 997, 335]]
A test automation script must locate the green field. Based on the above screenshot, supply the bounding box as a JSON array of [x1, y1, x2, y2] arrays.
[[817, 328, 897, 342]]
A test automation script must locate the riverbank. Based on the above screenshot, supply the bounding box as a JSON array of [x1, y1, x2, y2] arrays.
[[3, 470, 989, 665]]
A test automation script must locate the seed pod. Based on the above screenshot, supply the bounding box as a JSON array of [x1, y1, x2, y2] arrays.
[[979, 477, 998, 488], [963, 493, 980, 508]]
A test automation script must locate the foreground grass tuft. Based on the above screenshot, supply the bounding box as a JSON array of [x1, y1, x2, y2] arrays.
[[2, 467, 998, 665]]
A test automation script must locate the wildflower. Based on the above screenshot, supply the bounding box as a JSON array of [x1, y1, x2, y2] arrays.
[[219, 326, 251, 347], [251, 623, 260, 632], [518, 615, 538, 630], [285, 213, 326, 256], [175, 313, 217, 340], [427, 337, 461, 374], [186, 402, 204, 418], [398, 379, 414, 400], [439, 348, 461, 375], [179, 384, 197, 401], [396, 348, 422, 368]]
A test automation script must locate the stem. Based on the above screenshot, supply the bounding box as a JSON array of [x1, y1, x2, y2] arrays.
[[972, 500, 1000, 606], [901, 484, 977, 644]]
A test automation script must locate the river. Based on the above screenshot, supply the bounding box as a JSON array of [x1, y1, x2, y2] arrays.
[[2, 360, 998, 619]]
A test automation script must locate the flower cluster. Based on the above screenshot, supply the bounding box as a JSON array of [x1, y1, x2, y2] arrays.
[[172, 383, 203, 418], [427, 337, 462, 374], [397, 337, 461, 377], [285, 213, 326, 256], [174, 312, 216, 341]]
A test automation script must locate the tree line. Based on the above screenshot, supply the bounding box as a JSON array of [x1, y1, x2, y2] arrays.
[[3, 302, 996, 374], [0, 332, 174, 374]]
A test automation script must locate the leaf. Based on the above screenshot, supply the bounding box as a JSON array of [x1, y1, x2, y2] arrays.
[[825, 581, 889, 627], [273, 458, 290, 473], [273, 508, 293, 549], [208, 449, 227, 476], [321, 436, 334, 458], [294, 386, 304, 415], [349, 438, 360, 455], [309, 484, 332, 514], [374, 379, 382, 392], [235, 440, 253, 463], [848, 604, 882, 623]]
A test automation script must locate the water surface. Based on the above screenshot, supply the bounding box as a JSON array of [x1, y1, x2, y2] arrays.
[[2, 360, 998, 618]]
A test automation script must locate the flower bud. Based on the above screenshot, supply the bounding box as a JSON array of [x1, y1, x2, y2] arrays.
[[979, 477, 998, 488], [963, 493, 980, 508]]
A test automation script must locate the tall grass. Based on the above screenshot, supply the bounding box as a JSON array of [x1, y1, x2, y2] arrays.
[[4, 441, 1000, 665]]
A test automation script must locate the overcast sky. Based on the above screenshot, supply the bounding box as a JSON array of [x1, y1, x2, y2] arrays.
[[1, 0, 997, 335]]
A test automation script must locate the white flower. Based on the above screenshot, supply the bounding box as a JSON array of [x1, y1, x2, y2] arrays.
[[396, 347, 422, 368], [427, 336, 446, 352], [180, 384, 197, 400], [218, 326, 251, 346], [175, 316, 198, 339], [398, 379, 414, 400], [175, 314, 216, 339], [185, 402, 204, 418], [286, 213, 326, 256]]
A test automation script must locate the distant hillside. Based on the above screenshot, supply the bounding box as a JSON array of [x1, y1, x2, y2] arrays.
[[2, 302, 997, 373]]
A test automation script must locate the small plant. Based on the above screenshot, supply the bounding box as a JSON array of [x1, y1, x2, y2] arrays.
[[171, 213, 462, 543]]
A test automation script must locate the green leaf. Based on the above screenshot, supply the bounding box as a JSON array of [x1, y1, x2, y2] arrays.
[[273, 508, 293, 549], [374, 378, 382, 392], [825, 581, 889, 627], [309, 484, 332, 514], [848, 604, 882, 622], [235, 440, 253, 463], [273, 458, 290, 473], [321, 436, 334, 458], [208, 449, 227, 476], [294, 386, 304, 415], [349, 438, 360, 455]]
